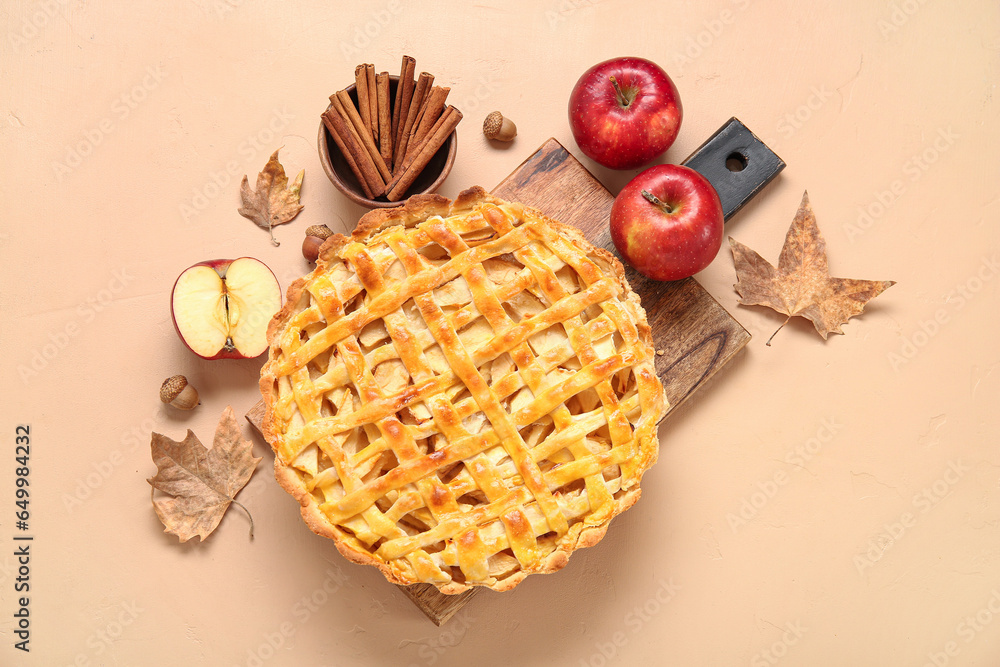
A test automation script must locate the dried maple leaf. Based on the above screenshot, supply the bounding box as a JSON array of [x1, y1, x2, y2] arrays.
[[148, 405, 261, 542], [730, 191, 895, 345], [238, 149, 304, 246]]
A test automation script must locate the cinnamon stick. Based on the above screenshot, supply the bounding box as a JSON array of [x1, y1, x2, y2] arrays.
[[355, 65, 372, 137], [365, 63, 377, 143], [393, 103, 454, 177], [409, 84, 438, 135], [335, 88, 392, 182], [376, 71, 393, 168], [386, 105, 461, 201], [394, 72, 433, 169], [322, 112, 373, 199], [322, 103, 382, 198], [329, 94, 370, 162], [392, 56, 416, 153], [405, 85, 450, 163]]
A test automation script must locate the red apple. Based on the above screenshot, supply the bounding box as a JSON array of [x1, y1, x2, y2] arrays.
[[610, 164, 724, 281], [568, 57, 682, 170], [170, 257, 281, 359]]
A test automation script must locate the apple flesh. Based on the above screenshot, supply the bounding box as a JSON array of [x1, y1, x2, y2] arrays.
[[569, 57, 682, 170], [610, 164, 724, 282], [171, 257, 281, 359]]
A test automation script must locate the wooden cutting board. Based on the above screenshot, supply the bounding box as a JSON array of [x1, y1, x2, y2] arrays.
[[247, 133, 774, 624]]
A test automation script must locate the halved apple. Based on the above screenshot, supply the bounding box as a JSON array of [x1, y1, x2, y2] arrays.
[[170, 257, 281, 360]]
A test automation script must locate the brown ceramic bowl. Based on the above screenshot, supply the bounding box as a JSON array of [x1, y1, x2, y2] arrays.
[[318, 75, 457, 208]]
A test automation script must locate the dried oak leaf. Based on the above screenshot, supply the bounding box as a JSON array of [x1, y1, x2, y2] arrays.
[[730, 191, 895, 345], [238, 149, 304, 246], [148, 405, 261, 543]]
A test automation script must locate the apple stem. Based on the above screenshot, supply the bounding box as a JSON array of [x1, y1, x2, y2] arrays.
[[641, 189, 673, 214], [609, 75, 631, 108]]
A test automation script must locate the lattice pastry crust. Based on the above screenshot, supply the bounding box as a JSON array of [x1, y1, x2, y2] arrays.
[[260, 187, 667, 594]]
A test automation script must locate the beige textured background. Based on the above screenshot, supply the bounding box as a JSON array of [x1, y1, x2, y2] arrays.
[[2, 1, 999, 665]]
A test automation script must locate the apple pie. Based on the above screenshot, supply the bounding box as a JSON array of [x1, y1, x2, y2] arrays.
[[260, 187, 666, 594]]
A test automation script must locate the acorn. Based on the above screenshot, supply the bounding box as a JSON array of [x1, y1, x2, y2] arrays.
[[483, 111, 516, 142], [159, 375, 199, 410], [303, 224, 334, 263]]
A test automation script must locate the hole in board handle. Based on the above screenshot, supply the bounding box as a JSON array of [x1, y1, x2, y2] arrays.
[[725, 151, 748, 172], [680, 118, 785, 222]]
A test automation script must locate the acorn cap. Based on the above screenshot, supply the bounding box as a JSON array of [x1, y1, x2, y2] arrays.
[[305, 224, 334, 240], [160, 375, 199, 409], [160, 375, 188, 403], [483, 111, 516, 141], [483, 111, 504, 137]]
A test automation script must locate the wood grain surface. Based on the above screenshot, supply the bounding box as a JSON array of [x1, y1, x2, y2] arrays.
[[246, 137, 750, 625]]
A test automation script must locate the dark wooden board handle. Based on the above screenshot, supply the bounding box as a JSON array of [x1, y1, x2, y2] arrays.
[[683, 117, 785, 222]]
